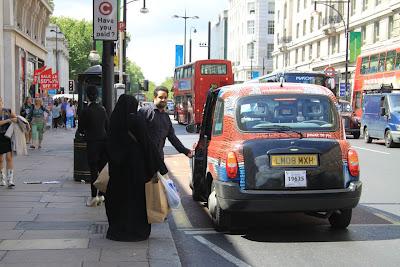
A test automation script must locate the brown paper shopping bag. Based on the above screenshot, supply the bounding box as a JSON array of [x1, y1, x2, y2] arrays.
[[145, 180, 170, 224]]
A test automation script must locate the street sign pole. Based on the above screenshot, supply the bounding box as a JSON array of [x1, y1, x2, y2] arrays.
[[93, 0, 118, 115]]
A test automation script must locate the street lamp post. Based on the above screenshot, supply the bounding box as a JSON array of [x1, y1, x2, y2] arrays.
[[313, 0, 350, 99], [50, 27, 62, 73], [189, 27, 197, 63], [172, 11, 199, 64]]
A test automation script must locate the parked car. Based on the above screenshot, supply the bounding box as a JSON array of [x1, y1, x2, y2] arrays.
[[166, 100, 175, 115], [338, 100, 361, 139], [361, 91, 400, 147], [186, 82, 362, 231]]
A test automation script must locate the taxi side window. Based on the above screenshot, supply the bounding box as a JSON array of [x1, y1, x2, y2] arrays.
[[212, 99, 224, 136]]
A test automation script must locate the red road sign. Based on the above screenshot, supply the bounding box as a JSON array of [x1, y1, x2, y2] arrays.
[[324, 66, 336, 77], [99, 2, 113, 15]]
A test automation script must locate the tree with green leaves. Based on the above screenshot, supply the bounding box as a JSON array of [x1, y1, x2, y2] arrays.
[[160, 77, 174, 99], [50, 17, 93, 80]]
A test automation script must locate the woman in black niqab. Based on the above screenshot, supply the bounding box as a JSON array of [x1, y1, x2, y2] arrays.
[[106, 94, 167, 241]]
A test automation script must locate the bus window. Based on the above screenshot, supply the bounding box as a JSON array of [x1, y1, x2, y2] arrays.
[[201, 64, 227, 75], [386, 51, 396, 71], [369, 54, 379, 73], [354, 92, 362, 110], [361, 56, 369, 74], [396, 52, 400, 70], [378, 53, 386, 72]]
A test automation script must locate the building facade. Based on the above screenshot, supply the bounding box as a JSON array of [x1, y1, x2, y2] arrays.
[[273, 0, 400, 98], [228, 0, 276, 82], [0, 0, 52, 111], [46, 24, 69, 93], [210, 10, 229, 60]]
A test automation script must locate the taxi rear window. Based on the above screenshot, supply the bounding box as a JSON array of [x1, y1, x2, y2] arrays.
[[236, 94, 338, 132]]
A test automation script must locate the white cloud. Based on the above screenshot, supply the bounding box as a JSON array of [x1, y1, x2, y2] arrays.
[[53, 0, 228, 84]]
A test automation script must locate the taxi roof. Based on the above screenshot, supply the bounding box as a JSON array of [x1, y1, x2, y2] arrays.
[[218, 82, 336, 100]]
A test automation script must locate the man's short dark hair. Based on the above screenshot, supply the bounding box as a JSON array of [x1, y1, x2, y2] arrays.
[[154, 86, 169, 97], [86, 85, 98, 102]]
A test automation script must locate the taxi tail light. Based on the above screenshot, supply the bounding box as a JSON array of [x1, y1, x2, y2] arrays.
[[347, 149, 359, 177], [226, 152, 238, 179]]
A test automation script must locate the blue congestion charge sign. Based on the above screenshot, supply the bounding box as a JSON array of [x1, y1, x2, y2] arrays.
[[93, 0, 118, 41]]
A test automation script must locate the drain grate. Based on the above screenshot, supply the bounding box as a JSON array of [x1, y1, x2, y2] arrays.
[[91, 223, 108, 234]]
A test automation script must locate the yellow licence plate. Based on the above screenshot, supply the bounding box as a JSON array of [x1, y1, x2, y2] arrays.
[[270, 154, 318, 167]]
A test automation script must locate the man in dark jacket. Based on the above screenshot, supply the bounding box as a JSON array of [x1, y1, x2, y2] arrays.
[[78, 85, 109, 207], [138, 86, 193, 160]]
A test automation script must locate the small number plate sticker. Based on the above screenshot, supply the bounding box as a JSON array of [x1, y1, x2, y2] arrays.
[[285, 170, 307, 187]]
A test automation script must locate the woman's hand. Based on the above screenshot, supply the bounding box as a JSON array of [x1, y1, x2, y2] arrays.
[[10, 118, 17, 123]]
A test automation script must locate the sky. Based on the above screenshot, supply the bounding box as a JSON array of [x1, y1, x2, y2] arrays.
[[53, 0, 229, 85]]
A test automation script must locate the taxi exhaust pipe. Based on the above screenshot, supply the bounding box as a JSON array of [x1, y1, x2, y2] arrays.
[[305, 211, 334, 219]]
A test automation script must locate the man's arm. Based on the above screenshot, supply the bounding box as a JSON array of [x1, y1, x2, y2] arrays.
[[167, 119, 191, 156]]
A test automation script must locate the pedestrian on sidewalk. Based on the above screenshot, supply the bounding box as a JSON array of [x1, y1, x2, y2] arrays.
[[138, 86, 193, 160], [77, 85, 108, 207], [0, 97, 17, 188], [106, 94, 168, 241], [65, 100, 75, 129], [51, 100, 61, 129], [31, 98, 49, 149], [20, 97, 33, 143]]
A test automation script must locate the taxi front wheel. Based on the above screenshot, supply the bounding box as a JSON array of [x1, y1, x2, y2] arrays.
[[328, 209, 352, 229]]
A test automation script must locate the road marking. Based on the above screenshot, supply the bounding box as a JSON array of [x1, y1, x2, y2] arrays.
[[373, 213, 400, 225], [193, 235, 252, 267], [171, 205, 193, 229], [351, 146, 390, 155], [184, 230, 220, 235]]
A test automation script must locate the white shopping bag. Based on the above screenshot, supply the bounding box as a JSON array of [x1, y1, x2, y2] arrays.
[[157, 172, 181, 209]]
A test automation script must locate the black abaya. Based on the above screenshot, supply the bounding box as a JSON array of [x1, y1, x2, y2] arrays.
[[105, 95, 167, 242]]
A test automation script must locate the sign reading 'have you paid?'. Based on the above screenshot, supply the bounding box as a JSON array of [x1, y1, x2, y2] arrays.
[[93, 0, 118, 41]]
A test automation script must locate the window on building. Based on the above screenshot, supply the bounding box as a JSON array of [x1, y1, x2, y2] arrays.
[[267, 44, 274, 59], [247, 20, 255, 34], [285, 52, 289, 67], [338, 3, 344, 17], [268, 2, 275, 14], [302, 46, 305, 62], [277, 10, 280, 22], [297, 0, 300, 12], [361, 25, 366, 44], [374, 21, 380, 42], [375, 0, 381, 6], [310, 17, 314, 33], [284, 3, 287, 19], [268, 20, 274, 35], [385, 50, 395, 71], [351, 0, 356, 15], [397, 52, 400, 70], [318, 13, 322, 29], [388, 16, 393, 39], [247, 42, 255, 59], [248, 2, 256, 14], [303, 20, 306, 36], [275, 56, 279, 69], [296, 23, 300, 38], [304, 0, 307, 8], [295, 49, 299, 64], [363, 0, 368, 11], [309, 44, 313, 60], [317, 41, 321, 57], [331, 35, 337, 54], [337, 35, 340, 53]]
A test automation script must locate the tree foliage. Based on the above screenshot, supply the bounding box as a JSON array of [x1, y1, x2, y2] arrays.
[[160, 77, 174, 99], [50, 17, 93, 80]]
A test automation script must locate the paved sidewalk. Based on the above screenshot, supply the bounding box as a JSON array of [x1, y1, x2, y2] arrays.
[[0, 128, 181, 267]]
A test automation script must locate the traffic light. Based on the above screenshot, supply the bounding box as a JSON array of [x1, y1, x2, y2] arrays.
[[143, 80, 149, 91], [68, 80, 74, 93]]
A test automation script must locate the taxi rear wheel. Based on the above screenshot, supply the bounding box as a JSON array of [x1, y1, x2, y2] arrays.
[[353, 132, 360, 139], [208, 183, 230, 232], [328, 209, 352, 229]]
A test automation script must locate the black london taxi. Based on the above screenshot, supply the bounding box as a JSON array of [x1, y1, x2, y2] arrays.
[[186, 82, 362, 231]]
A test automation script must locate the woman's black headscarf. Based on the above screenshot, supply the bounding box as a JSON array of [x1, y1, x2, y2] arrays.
[[108, 94, 139, 162]]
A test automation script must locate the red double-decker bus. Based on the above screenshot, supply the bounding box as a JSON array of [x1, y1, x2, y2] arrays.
[[353, 46, 400, 117], [173, 59, 234, 126]]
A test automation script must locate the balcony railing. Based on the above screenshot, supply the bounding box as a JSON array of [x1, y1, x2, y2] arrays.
[[277, 36, 292, 45]]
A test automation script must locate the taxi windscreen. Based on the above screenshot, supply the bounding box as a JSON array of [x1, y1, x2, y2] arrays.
[[236, 94, 338, 132]]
